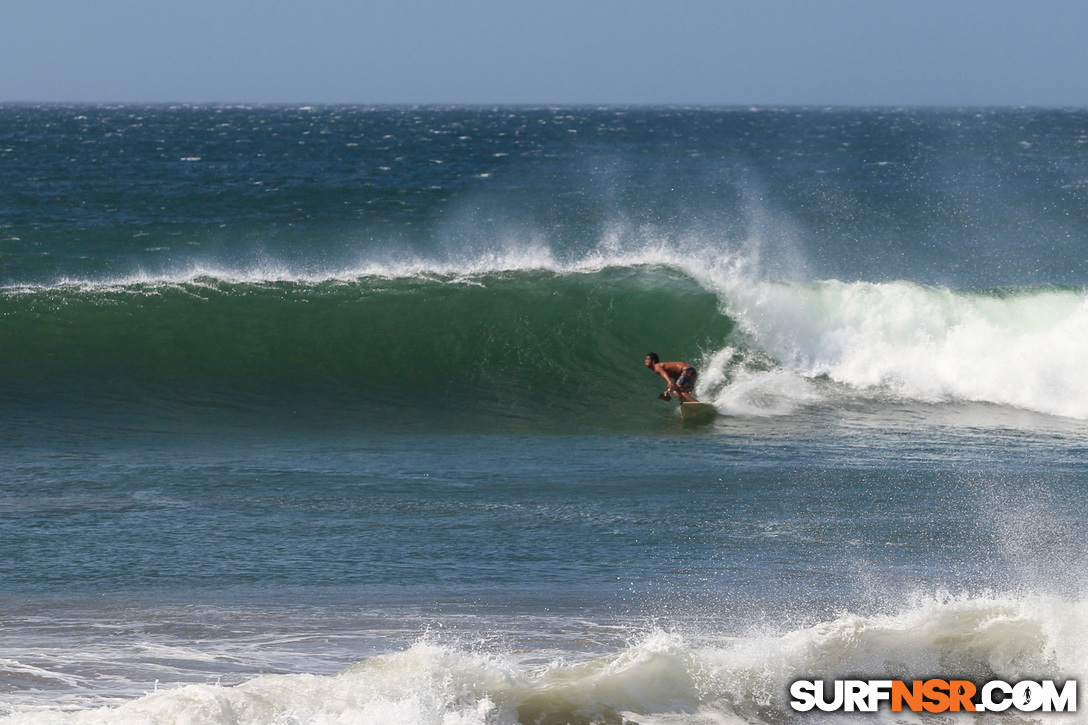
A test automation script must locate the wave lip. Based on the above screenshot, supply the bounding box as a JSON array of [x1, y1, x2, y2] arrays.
[[0, 264, 735, 432], [6, 243, 1088, 424]]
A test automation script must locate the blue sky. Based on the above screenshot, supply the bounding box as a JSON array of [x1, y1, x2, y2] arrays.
[[4, 0, 1088, 106]]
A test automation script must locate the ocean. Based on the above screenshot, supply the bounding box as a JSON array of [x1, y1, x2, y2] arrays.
[[2, 105, 1088, 723]]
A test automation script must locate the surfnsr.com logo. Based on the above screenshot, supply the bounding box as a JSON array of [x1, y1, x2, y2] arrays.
[[790, 679, 1077, 713]]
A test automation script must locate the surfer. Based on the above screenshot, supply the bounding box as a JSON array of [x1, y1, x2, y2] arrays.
[[645, 353, 699, 403]]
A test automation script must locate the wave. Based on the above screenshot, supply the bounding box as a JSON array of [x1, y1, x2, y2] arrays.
[[710, 279, 1088, 420], [0, 264, 733, 431], [2, 592, 1082, 724], [5, 254, 1088, 428]]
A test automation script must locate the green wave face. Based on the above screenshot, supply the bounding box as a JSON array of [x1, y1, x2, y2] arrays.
[[11, 264, 1086, 432], [1, 267, 735, 431]]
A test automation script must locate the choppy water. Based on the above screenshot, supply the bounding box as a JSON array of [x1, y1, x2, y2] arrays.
[[3, 105, 1088, 723]]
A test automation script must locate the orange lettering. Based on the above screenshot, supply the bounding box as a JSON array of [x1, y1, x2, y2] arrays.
[[948, 680, 977, 712], [922, 679, 950, 713], [892, 680, 924, 712]]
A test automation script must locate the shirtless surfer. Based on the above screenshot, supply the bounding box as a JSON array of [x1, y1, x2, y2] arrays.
[[645, 353, 699, 403]]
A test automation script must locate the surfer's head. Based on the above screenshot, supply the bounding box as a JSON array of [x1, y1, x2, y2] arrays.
[[645, 352, 659, 368]]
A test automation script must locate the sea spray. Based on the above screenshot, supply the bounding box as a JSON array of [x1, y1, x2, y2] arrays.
[[6, 262, 1088, 425], [7, 106, 1088, 725], [715, 278, 1088, 419], [4, 594, 1084, 724]]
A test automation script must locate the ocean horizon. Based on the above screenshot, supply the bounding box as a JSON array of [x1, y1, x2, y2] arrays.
[[2, 104, 1088, 723]]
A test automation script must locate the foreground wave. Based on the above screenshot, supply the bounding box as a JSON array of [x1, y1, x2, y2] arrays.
[[2, 593, 1081, 724], [5, 261, 1088, 427]]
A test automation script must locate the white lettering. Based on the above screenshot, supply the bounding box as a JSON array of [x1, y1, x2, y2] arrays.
[[867, 680, 893, 711], [815, 680, 844, 712], [982, 680, 1012, 712], [788, 678, 1076, 714], [1041, 680, 1076, 712], [844, 680, 869, 712], [1014, 680, 1044, 712], [789, 680, 816, 712]]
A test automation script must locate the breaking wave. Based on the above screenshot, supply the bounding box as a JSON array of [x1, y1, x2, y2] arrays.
[[2, 592, 1083, 724], [4, 244, 1088, 427]]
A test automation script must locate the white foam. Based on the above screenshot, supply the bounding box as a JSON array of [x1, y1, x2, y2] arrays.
[[716, 279, 1088, 419], [698, 346, 823, 416], [3, 593, 1084, 724], [0, 216, 786, 293], [7, 227, 1088, 421]]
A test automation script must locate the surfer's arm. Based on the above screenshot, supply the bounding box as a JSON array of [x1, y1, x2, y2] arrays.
[[653, 367, 678, 393]]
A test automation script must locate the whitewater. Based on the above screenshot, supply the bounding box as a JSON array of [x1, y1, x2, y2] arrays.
[[4, 595, 1086, 724], [3, 105, 1088, 724], [7, 250, 1088, 421]]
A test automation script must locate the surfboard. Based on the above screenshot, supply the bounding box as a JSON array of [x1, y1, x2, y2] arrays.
[[679, 402, 717, 420]]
